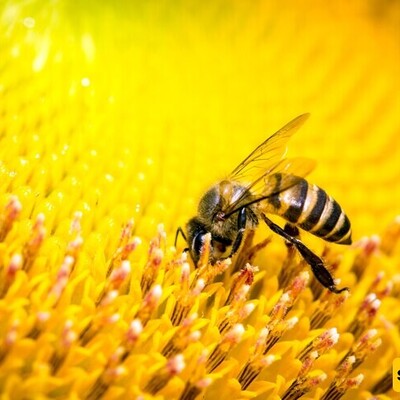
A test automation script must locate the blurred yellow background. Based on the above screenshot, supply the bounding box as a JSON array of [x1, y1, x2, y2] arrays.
[[1, 0, 399, 244]]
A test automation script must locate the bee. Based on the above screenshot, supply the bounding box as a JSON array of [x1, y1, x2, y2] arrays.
[[176, 114, 351, 293]]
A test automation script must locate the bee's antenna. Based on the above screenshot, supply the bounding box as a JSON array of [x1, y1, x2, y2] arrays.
[[175, 227, 187, 247]]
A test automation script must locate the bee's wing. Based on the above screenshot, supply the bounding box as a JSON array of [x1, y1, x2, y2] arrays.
[[224, 157, 316, 215], [260, 157, 316, 197], [230, 113, 310, 181]]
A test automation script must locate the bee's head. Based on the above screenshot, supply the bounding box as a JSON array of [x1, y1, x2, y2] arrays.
[[185, 215, 233, 267], [185, 217, 210, 266], [197, 184, 224, 223], [197, 180, 246, 222]]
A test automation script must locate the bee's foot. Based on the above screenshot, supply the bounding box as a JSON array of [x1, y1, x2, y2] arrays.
[[328, 285, 350, 294]]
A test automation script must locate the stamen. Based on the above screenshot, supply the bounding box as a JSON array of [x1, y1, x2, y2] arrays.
[[232, 231, 271, 271], [144, 354, 185, 395], [0, 319, 19, 363], [321, 373, 364, 400], [0, 195, 22, 241], [106, 219, 141, 277], [138, 226, 166, 295], [281, 372, 327, 400], [309, 290, 349, 329], [50, 319, 77, 373], [298, 327, 340, 361], [339, 329, 381, 370], [237, 275, 308, 389], [170, 262, 205, 326], [347, 293, 381, 339], [86, 347, 127, 400], [96, 259, 131, 305], [206, 324, 245, 372], [323, 329, 380, 399], [281, 351, 325, 400], [47, 255, 74, 305], [238, 353, 276, 390], [135, 284, 163, 326], [225, 263, 256, 305], [0, 253, 23, 297], [179, 377, 212, 400], [141, 247, 164, 295], [270, 271, 309, 321], [352, 235, 380, 279], [218, 264, 256, 334], [162, 314, 201, 357], [22, 213, 46, 271]]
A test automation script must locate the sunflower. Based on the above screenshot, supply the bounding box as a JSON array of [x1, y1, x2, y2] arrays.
[[0, 1, 399, 399]]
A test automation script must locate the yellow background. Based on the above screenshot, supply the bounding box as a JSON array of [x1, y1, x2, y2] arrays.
[[1, 0, 399, 243], [393, 357, 400, 392]]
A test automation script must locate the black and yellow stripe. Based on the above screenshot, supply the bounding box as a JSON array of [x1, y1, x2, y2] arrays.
[[263, 174, 352, 244]]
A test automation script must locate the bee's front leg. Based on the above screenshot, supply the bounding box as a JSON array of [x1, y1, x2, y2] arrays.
[[230, 207, 247, 256], [261, 213, 348, 294]]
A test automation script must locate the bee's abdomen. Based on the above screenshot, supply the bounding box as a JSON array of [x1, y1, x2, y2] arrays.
[[267, 176, 352, 244]]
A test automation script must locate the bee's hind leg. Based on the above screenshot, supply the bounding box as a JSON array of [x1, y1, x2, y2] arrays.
[[261, 214, 348, 294], [283, 223, 300, 241]]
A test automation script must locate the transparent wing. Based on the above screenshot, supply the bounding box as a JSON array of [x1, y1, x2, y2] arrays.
[[224, 157, 316, 215], [231, 113, 310, 182], [223, 113, 315, 215], [261, 157, 316, 197]]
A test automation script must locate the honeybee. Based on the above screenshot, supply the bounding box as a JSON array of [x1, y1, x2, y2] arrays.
[[177, 114, 351, 293]]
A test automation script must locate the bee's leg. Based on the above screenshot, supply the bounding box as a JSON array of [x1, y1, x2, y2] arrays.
[[283, 223, 300, 239], [230, 207, 247, 255], [261, 214, 348, 294], [175, 227, 189, 252]]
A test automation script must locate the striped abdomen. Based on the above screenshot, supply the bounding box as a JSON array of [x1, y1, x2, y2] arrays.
[[264, 175, 352, 244]]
